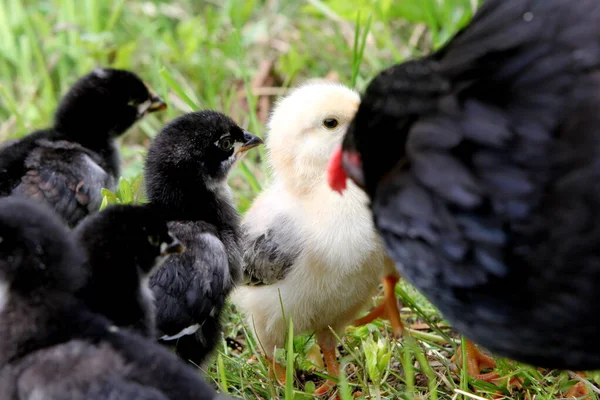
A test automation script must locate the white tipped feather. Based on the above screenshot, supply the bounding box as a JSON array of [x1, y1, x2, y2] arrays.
[[160, 324, 201, 341], [0, 281, 8, 313]]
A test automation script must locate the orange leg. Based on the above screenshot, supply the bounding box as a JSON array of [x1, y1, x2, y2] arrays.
[[354, 275, 404, 337], [565, 372, 591, 399], [265, 355, 287, 385], [452, 340, 499, 381], [313, 330, 340, 396], [353, 302, 385, 325]]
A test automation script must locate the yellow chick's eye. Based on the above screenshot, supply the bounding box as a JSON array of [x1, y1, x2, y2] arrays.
[[219, 138, 234, 151], [323, 118, 339, 130]]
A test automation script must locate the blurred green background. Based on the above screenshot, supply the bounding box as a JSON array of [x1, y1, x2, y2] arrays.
[[0, 0, 478, 211]]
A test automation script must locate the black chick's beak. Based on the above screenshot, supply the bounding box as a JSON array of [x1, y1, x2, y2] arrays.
[[160, 236, 185, 256], [138, 83, 167, 117], [234, 131, 264, 158]]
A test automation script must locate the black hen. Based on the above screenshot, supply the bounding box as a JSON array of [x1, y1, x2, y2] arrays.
[[146, 110, 263, 365], [0, 197, 231, 400], [74, 204, 184, 337], [329, 0, 600, 372], [0, 68, 166, 227]]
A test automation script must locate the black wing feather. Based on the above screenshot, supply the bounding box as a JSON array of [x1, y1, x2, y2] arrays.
[[11, 140, 113, 227], [240, 215, 303, 286]]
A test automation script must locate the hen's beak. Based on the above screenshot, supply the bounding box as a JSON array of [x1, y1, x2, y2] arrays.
[[235, 131, 264, 157], [342, 150, 365, 189], [160, 238, 184, 256], [327, 145, 365, 194]]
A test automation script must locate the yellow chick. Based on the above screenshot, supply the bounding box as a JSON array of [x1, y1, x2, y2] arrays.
[[232, 81, 402, 395]]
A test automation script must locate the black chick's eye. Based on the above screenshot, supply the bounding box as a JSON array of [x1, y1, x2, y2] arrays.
[[147, 235, 160, 247], [323, 118, 339, 130], [219, 137, 234, 151]]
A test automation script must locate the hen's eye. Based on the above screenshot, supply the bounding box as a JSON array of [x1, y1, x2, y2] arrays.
[[147, 235, 160, 247], [323, 118, 339, 130], [219, 138, 234, 151]]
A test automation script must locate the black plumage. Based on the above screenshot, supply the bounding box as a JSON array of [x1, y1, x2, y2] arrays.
[[74, 204, 184, 337], [331, 0, 600, 370], [0, 68, 166, 227], [0, 197, 230, 400], [145, 110, 262, 365]]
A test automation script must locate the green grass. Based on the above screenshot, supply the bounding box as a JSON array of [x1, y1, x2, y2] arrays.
[[1, 0, 598, 398]]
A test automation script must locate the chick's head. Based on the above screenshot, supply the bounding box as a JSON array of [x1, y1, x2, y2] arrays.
[[74, 204, 184, 275], [145, 111, 263, 205], [266, 82, 360, 188], [0, 198, 86, 298], [54, 68, 167, 143]]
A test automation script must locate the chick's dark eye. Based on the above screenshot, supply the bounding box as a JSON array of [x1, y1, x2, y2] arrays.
[[219, 138, 234, 151], [148, 235, 160, 247], [323, 118, 339, 130]]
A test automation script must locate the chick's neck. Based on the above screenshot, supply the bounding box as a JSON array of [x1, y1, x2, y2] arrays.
[[148, 178, 240, 235]]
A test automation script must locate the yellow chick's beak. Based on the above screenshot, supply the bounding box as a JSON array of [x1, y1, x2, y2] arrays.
[[234, 131, 264, 158]]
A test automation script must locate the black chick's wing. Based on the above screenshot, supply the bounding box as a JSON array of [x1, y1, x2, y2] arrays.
[[240, 214, 303, 286], [150, 221, 233, 365], [0, 130, 55, 196], [366, 0, 600, 367], [11, 139, 114, 227]]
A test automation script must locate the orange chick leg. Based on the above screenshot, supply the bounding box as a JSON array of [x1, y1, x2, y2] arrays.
[[452, 340, 499, 381], [264, 355, 287, 385], [353, 275, 404, 337], [313, 330, 340, 396]]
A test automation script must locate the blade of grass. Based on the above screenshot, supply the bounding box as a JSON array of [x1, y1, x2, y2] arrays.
[[285, 317, 295, 400], [0, 85, 26, 132], [217, 353, 229, 393], [350, 12, 372, 88], [408, 335, 438, 400], [159, 66, 198, 111], [105, 0, 126, 31]]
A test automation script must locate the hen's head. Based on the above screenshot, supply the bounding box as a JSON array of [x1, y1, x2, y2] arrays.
[[267, 81, 360, 191], [327, 58, 449, 197]]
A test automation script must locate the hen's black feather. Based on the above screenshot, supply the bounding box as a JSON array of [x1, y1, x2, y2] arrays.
[[344, 0, 600, 369], [0, 197, 228, 400], [0, 68, 165, 227], [146, 111, 260, 365]]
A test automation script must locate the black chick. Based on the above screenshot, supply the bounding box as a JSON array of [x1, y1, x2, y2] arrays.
[[74, 204, 184, 337], [145, 110, 263, 365], [0, 197, 231, 400], [329, 0, 600, 374], [0, 68, 166, 227]]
